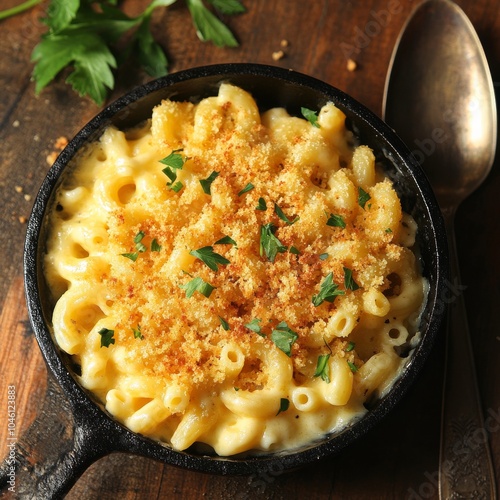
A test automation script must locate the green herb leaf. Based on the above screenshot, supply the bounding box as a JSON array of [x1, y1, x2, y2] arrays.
[[343, 267, 360, 291], [170, 180, 184, 192], [179, 276, 216, 298], [347, 360, 358, 373], [271, 321, 298, 357], [319, 253, 329, 261], [312, 272, 345, 307], [385, 228, 393, 233], [214, 235, 237, 246], [186, 0, 239, 47], [121, 252, 139, 261], [289, 245, 300, 255], [314, 354, 331, 383], [160, 149, 186, 170], [260, 223, 287, 262], [190, 246, 230, 271], [274, 203, 299, 225], [255, 197, 267, 211], [358, 187, 371, 209], [326, 213, 346, 228], [345, 341, 355, 352], [245, 318, 264, 336], [301, 107, 320, 128], [134, 231, 147, 253], [207, 0, 246, 15], [276, 397, 290, 415], [32, 31, 117, 106], [200, 171, 219, 194], [219, 316, 230, 330], [237, 182, 254, 196], [151, 238, 162, 252], [132, 325, 144, 340], [98, 327, 115, 348]]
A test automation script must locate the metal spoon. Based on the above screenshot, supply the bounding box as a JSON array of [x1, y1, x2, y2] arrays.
[[382, 0, 497, 498]]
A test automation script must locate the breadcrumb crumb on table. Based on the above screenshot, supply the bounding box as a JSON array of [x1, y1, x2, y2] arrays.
[[347, 59, 357, 72]]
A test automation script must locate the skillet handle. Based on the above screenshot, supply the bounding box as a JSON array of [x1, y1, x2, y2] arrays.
[[0, 374, 110, 499]]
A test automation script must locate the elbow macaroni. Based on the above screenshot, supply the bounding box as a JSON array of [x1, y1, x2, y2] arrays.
[[44, 84, 427, 456]]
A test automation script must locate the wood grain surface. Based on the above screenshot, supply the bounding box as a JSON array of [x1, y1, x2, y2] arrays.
[[1, 0, 499, 498]]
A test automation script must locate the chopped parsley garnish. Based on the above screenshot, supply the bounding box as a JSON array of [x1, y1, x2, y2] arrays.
[[345, 341, 355, 352], [277, 397, 290, 415], [151, 238, 162, 252], [132, 325, 144, 340], [301, 107, 320, 128], [179, 276, 215, 298], [255, 197, 267, 211], [238, 182, 254, 196], [385, 228, 393, 233], [98, 328, 115, 348], [160, 149, 187, 191], [289, 245, 300, 255], [358, 187, 371, 209], [245, 318, 265, 336], [312, 272, 345, 306], [314, 354, 331, 383], [319, 253, 329, 261], [326, 213, 346, 228], [343, 267, 360, 291], [134, 231, 147, 253], [274, 203, 299, 225], [160, 149, 187, 170], [271, 321, 298, 357], [121, 252, 139, 262], [214, 235, 237, 246], [200, 171, 219, 194], [347, 360, 358, 373], [259, 223, 287, 262], [190, 246, 230, 271], [121, 230, 148, 261], [219, 316, 230, 330]]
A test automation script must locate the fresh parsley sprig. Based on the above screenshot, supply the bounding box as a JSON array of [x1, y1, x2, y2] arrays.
[[1, 0, 245, 104], [312, 272, 345, 307], [190, 246, 230, 271]]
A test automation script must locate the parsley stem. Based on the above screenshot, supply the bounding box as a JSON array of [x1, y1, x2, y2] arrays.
[[0, 0, 42, 21]]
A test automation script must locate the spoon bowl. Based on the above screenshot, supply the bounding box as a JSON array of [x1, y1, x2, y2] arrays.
[[383, 0, 497, 497]]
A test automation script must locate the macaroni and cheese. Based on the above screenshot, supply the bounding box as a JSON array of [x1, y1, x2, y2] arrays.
[[44, 84, 427, 455]]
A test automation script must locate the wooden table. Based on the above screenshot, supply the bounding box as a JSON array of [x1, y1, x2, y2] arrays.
[[1, 0, 499, 498]]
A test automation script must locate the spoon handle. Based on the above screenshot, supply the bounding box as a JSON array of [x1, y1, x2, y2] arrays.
[[439, 212, 497, 499]]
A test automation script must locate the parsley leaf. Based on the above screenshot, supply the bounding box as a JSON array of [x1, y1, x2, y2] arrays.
[[260, 223, 287, 262], [186, 0, 240, 47], [326, 213, 346, 228], [219, 316, 230, 330], [358, 187, 371, 209], [237, 182, 254, 196], [312, 272, 345, 306], [190, 246, 230, 271], [160, 149, 187, 170], [274, 203, 299, 225], [347, 360, 358, 373], [132, 325, 144, 340], [276, 397, 290, 415], [271, 321, 298, 357], [21, 0, 242, 104], [98, 327, 115, 348], [200, 171, 219, 194], [345, 341, 355, 352], [151, 238, 162, 252], [207, 0, 246, 15], [343, 267, 360, 291], [314, 354, 331, 383], [245, 318, 264, 336], [179, 276, 215, 298], [214, 235, 237, 246], [301, 107, 320, 128], [255, 197, 267, 211]]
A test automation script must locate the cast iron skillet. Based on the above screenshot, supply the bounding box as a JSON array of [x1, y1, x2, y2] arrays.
[[19, 63, 448, 497]]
